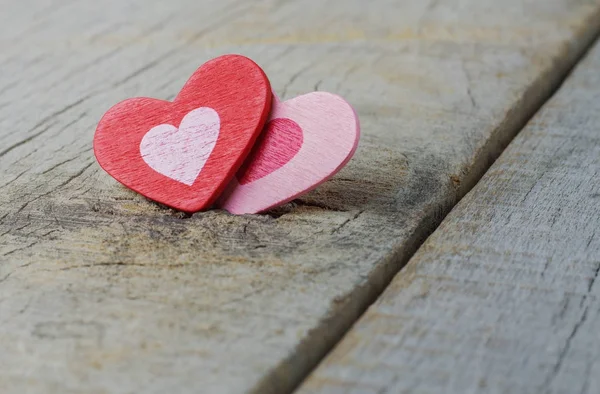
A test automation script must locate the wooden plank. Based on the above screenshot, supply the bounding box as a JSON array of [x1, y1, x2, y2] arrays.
[[1, 1, 600, 393], [299, 31, 600, 394]]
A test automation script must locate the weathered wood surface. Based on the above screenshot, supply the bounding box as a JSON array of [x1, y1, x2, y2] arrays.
[[300, 33, 600, 394], [1, 1, 600, 393]]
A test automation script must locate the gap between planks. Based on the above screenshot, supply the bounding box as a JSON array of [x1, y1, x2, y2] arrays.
[[288, 16, 600, 394], [298, 30, 600, 394], [2, 2, 600, 394]]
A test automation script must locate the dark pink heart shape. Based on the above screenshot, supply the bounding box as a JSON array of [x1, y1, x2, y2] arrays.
[[237, 118, 303, 185]]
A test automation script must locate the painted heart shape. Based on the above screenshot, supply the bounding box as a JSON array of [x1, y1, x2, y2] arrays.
[[140, 107, 220, 186], [237, 118, 303, 185], [218, 92, 360, 214], [94, 55, 271, 212]]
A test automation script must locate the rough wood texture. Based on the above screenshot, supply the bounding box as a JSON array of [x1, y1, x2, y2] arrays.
[[1, 1, 600, 393], [300, 33, 600, 394]]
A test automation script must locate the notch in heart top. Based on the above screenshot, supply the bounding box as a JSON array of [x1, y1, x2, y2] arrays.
[[93, 55, 272, 213]]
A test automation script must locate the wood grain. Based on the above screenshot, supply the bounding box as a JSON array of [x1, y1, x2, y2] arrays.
[[299, 31, 600, 394], [1, 0, 600, 393]]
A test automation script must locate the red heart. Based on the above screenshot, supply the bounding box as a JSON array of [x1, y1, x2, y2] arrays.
[[237, 118, 303, 185], [93, 55, 272, 212]]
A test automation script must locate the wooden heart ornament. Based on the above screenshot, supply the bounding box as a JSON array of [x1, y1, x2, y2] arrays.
[[218, 92, 360, 214], [94, 55, 272, 212]]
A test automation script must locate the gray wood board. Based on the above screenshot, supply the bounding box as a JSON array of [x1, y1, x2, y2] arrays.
[[1, 1, 600, 393], [300, 27, 600, 394]]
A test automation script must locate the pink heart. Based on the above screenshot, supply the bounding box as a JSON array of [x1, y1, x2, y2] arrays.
[[140, 107, 220, 186], [237, 118, 303, 185], [218, 92, 360, 214]]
